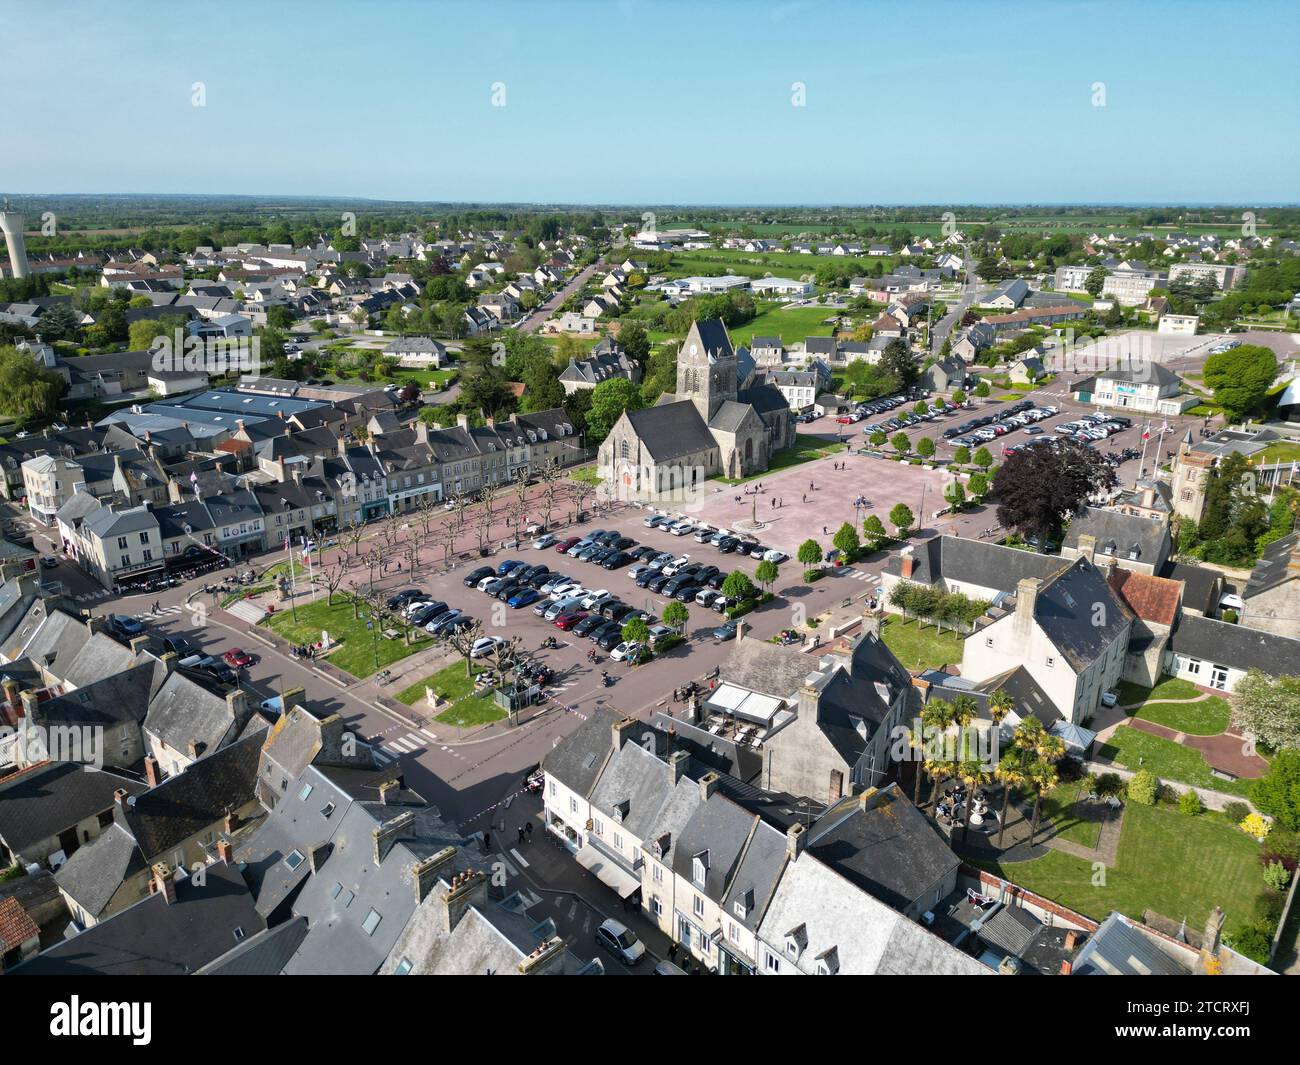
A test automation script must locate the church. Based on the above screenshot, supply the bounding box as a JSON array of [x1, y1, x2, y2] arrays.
[[598, 318, 795, 500]]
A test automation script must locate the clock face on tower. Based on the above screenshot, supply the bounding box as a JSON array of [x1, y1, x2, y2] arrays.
[[689, 344, 698, 355]]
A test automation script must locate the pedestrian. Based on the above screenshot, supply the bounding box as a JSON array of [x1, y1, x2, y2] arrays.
[[802, 493, 806, 504], [668, 942, 678, 962], [822, 525, 828, 535], [525, 820, 533, 842], [517, 826, 526, 845], [482, 831, 491, 851]]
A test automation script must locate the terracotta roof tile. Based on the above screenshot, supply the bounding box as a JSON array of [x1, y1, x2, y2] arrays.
[[1106, 568, 1182, 627], [0, 896, 39, 951]]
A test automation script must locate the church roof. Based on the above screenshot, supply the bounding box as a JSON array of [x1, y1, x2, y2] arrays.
[[623, 402, 718, 462]]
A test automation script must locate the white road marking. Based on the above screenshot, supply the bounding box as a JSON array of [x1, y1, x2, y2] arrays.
[[510, 848, 530, 869]]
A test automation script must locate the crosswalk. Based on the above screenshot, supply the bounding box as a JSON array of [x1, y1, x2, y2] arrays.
[[74, 589, 114, 603], [133, 604, 184, 620], [373, 726, 440, 764], [839, 568, 882, 584]]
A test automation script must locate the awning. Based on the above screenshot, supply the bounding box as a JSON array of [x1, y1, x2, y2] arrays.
[[574, 844, 642, 899]]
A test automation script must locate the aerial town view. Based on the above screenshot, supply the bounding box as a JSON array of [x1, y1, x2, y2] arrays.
[[1, 0, 1296, 1024]]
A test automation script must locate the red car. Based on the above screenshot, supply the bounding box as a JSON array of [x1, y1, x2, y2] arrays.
[[554, 610, 588, 630], [555, 536, 581, 554], [223, 648, 255, 668]]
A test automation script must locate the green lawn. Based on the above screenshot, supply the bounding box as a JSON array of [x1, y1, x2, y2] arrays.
[[1098, 725, 1255, 796], [879, 615, 965, 671], [1258, 441, 1300, 465], [395, 660, 507, 727], [262, 597, 434, 678], [1116, 678, 1233, 736], [715, 437, 845, 485], [1039, 781, 1103, 849], [974, 801, 1263, 937], [728, 304, 844, 346]]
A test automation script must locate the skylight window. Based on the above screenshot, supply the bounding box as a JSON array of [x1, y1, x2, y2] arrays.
[[362, 908, 383, 936], [298, 783, 314, 801], [284, 849, 306, 870]]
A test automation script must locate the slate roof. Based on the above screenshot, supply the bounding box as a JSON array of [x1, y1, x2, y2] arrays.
[[1169, 613, 1300, 675], [125, 727, 265, 858], [15, 862, 264, 976], [806, 786, 959, 913], [1022, 559, 1131, 673], [718, 638, 815, 699], [671, 792, 756, 903], [0, 762, 145, 854], [622, 401, 717, 463], [1158, 560, 1223, 615], [195, 915, 310, 975], [540, 707, 621, 796], [1244, 531, 1299, 600], [719, 819, 787, 937], [883, 535, 1061, 592], [1071, 912, 1184, 976], [145, 670, 242, 757], [53, 821, 149, 919], [1063, 506, 1169, 566]]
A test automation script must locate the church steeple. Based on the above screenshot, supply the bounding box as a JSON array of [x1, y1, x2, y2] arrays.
[[676, 319, 737, 421]]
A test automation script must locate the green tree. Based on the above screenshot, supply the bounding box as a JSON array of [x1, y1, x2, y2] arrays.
[[1084, 266, 1107, 297], [889, 503, 915, 537], [585, 377, 644, 444], [993, 439, 1116, 549], [722, 570, 756, 601], [869, 429, 886, 448], [952, 445, 971, 466], [797, 538, 823, 573], [951, 389, 966, 405], [1233, 670, 1300, 751], [754, 558, 779, 594], [944, 479, 966, 511], [832, 522, 861, 561], [967, 472, 990, 501], [972, 446, 993, 470], [661, 599, 689, 634], [916, 436, 936, 459], [973, 380, 990, 397], [1203, 344, 1279, 419], [1251, 749, 1300, 831], [879, 339, 918, 388], [618, 320, 650, 363], [891, 432, 911, 457], [0, 346, 65, 420], [862, 514, 887, 549], [621, 616, 651, 647]]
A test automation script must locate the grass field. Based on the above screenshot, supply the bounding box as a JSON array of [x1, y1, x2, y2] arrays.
[[974, 801, 1263, 936], [1117, 677, 1233, 735], [728, 304, 843, 346], [1038, 781, 1103, 849], [263, 597, 434, 678], [395, 660, 506, 727], [1097, 725, 1255, 796], [879, 615, 965, 671]]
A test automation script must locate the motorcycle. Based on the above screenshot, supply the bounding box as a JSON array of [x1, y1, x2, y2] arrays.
[[601, 671, 613, 688]]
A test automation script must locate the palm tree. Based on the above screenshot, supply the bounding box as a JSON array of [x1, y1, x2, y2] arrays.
[[994, 752, 1028, 848], [951, 694, 978, 733], [917, 699, 954, 807], [926, 756, 958, 815], [988, 688, 1013, 730], [1024, 757, 1060, 848], [957, 742, 994, 843]]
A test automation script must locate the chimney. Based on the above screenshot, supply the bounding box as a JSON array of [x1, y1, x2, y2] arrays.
[[19, 689, 39, 720], [224, 810, 240, 834], [899, 547, 915, 579], [787, 821, 807, 860], [308, 841, 331, 873], [1064, 929, 1079, 951], [516, 935, 568, 976], [797, 683, 819, 719], [150, 863, 177, 905], [378, 778, 399, 805], [144, 756, 162, 787], [1, 677, 17, 707], [667, 749, 689, 786], [611, 716, 635, 750], [372, 810, 416, 866], [188, 740, 205, 759], [84, 614, 107, 637], [216, 838, 235, 865], [735, 619, 747, 642], [1140, 483, 1156, 508], [128, 634, 151, 655], [1013, 577, 1041, 636], [856, 786, 881, 812], [1059, 960, 1073, 976], [412, 846, 456, 904], [1204, 905, 1226, 955], [439, 869, 488, 934], [414, 420, 429, 443], [114, 787, 131, 817], [698, 771, 721, 802], [1076, 533, 1097, 565], [226, 688, 248, 722], [456, 413, 470, 430]]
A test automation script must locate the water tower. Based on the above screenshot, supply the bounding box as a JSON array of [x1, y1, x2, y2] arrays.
[[0, 211, 30, 279]]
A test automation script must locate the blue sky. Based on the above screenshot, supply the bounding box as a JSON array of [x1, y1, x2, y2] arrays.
[[8, 0, 1297, 204]]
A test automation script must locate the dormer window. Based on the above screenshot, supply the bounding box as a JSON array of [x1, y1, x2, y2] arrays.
[[815, 946, 839, 975], [692, 851, 709, 887], [784, 923, 807, 959]]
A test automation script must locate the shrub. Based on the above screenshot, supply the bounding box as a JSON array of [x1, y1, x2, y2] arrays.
[[1263, 860, 1291, 892], [1128, 769, 1159, 806], [1178, 789, 1203, 816], [804, 568, 824, 583], [1224, 801, 1251, 824], [1240, 812, 1271, 841], [1225, 924, 1273, 964]]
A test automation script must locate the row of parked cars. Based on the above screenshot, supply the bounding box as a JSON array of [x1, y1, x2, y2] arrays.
[[836, 388, 938, 426], [461, 546, 663, 661], [644, 514, 789, 564], [942, 401, 1059, 448], [1050, 411, 1133, 443]]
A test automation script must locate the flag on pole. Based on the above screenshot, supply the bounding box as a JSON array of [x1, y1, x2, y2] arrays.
[[1141, 425, 1150, 440]]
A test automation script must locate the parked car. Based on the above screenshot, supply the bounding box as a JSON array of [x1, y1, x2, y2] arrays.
[[222, 648, 255, 668], [427, 610, 465, 634], [464, 566, 494, 587], [594, 625, 625, 650], [662, 555, 691, 576], [669, 519, 695, 536], [107, 614, 145, 637], [602, 551, 633, 570], [610, 640, 643, 662], [713, 621, 738, 642], [554, 610, 588, 631], [555, 536, 581, 554], [508, 588, 540, 609], [643, 514, 670, 529], [572, 614, 608, 638], [531, 533, 557, 549], [469, 636, 505, 658], [386, 588, 425, 609]]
